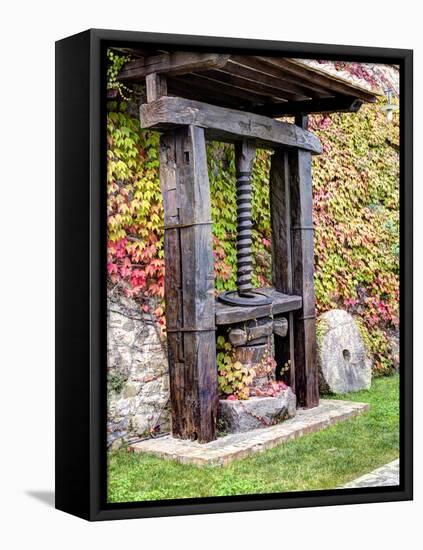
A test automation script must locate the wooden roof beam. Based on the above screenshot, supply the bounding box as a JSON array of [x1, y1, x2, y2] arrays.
[[168, 78, 252, 109], [229, 56, 329, 98], [140, 96, 322, 153], [174, 73, 280, 106], [200, 68, 306, 102], [119, 52, 231, 81], [257, 57, 377, 102]]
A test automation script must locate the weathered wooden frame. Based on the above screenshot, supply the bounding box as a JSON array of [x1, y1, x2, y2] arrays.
[[55, 28, 413, 521], [144, 92, 322, 441]]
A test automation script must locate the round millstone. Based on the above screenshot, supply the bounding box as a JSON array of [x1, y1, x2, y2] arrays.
[[317, 309, 372, 394]]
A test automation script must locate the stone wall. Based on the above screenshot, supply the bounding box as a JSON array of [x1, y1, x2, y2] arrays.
[[107, 290, 170, 449]]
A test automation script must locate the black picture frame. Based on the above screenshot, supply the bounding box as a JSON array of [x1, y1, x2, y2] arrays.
[[55, 28, 413, 521]]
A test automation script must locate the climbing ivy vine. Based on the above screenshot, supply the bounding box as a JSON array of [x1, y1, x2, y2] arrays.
[[310, 105, 399, 375]]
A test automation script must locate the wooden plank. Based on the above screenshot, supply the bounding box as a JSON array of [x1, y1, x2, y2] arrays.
[[159, 132, 184, 437], [198, 69, 301, 102], [119, 52, 230, 81], [145, 73, 167, 102], [257, 57, 376, 102], [159, 126, 218, 442], [226, 57, 319, 99], [295, 115, 309, 130], [270, 150, 292, 293], [140, 96, 322, 153], [286, 58, 379, 101], [288, 142, 319, 408], [215, 287, 302, 325], [270, 129, 319, 407], [270, 149, 295, 388], [178, 72, 281, 106], [291, 115, 316, 405], [168, 77, 249, 110], [232, 55, 335, 97]]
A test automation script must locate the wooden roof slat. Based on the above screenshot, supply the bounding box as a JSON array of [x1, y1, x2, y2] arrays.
[[119, 52, 231, 81], [177, 73, 282, 106], [229, 56, 331, 99], [257, 57, 376, 102], [287, 58, 380, 99], [168, 78, 251, 110], [200, 69, 302, 102], [209, 66, 315, 101], [256, 57, 347, 97]]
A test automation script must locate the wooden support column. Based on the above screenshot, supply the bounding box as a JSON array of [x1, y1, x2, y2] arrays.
[[270, 150, 295, 391], [289, 145, 319, 408], [270, 121, 319, 408], [146, 73, 167, 102], [159, 125, 218, 442]]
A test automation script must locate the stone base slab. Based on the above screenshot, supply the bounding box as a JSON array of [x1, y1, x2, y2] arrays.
[[219, 389, 296, 433], [128, 399, 369, 466], [341, 458, 399, 488]]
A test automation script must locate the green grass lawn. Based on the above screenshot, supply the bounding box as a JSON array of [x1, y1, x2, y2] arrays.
[[108, 375, 399, 503]]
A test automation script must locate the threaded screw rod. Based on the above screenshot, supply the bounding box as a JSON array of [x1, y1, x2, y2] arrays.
[[235, 141, 256, 296]]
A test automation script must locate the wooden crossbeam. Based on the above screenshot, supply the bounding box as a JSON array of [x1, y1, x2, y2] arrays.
[[119, 52, 230, 81], [140, 96, 322, 153]]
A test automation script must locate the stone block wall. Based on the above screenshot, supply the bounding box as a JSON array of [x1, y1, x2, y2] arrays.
[[107, 291, 170, 449]]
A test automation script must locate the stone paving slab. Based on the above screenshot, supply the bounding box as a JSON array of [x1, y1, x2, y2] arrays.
[[128, 399, 369, 466], [341, 459, 399, 488]]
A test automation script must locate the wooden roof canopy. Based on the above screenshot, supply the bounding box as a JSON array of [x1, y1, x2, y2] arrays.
[[118, 50, 378, 118]]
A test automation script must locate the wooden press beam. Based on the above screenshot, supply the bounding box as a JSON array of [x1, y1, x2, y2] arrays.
[[140, 96, 323, 153], [159, 125, 218, 443], [119, 52, 230, 81], [215, 288, 302, 325]]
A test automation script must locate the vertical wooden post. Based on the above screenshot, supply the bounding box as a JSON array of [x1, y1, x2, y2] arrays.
[[146, 73, 168, 102], [159, 125, 218, 442], [270, 136, 319, 408], [270, 149, 295, 391], [289, 145, 319, 408]]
